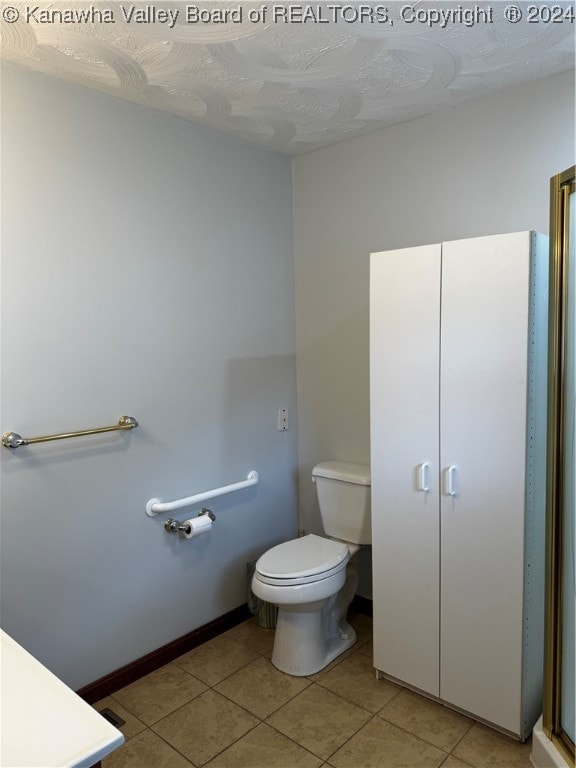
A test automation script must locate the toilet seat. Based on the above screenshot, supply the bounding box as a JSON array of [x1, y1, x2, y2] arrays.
[[255, 534, 349, 586]]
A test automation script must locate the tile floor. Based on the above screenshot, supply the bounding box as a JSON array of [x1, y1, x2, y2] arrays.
[[96, 614, 533, 768]]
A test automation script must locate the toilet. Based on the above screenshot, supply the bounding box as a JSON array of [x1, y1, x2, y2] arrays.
[[252, 461, 371, 676]]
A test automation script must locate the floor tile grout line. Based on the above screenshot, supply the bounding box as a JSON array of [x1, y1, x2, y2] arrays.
[[199, 650, 441, 762], [220, 624, 276, 656], [306, 643, 371, 682], [111, 694, 270, 767], [123, 663, 255, 730], [326, 709, 455, 764], [105, 693, 149, 742], [138, 662, 273, 767], [323, 711, 379, 763], [438, 747, 479, 768], [259, 675, 381, 760], [147, 726, 200, 767], [172, 653, 261, 689], [108, 661, 210, 718], [311, 672, 402, 718], [151, 685, 267, 734], [209, 660, 318, 726], [258, 670, 386, 760], [111, 680, 209, 728], [189, 719, 264, 768], [111, 653, 316, 733], [264, 709, 378, 765], [215, 674, 315, 722], [152, 712, 330, 768], [249, 720, 330, 765], [133, 686, 209, 729], [444, 719, 479, 764], [172, 632, 269, 664], [374, 705, 469, 756], [106, 655, 266, 730]]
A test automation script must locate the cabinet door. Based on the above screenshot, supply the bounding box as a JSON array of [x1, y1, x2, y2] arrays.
[[370, 244, 441, 696], [440, 232, 530, 734]]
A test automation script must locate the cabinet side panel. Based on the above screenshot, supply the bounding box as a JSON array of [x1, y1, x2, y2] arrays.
[[370, 244, 441, 696], [521, 232, 548, 739], [440, 232, 531, 735]]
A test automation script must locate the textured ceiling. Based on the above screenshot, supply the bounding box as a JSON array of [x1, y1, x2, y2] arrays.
[[1, 1, 574, 154]]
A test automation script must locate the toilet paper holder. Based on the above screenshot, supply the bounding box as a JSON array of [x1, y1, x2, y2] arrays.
[[164, 508, 215, 535]]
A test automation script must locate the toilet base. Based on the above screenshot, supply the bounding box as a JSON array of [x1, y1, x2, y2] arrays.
[[272, 607, 357, 676], [270, 563, 360, 676]]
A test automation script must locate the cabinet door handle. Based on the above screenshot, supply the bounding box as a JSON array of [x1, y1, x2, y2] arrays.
[[444, 465, 457, 496], [418, 462, 431, 492]]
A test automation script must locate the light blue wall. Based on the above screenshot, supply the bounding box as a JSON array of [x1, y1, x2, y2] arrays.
[[0, 63, 298, 690]]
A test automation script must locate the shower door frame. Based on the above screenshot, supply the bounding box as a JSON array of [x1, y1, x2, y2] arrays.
[[543, 165, 575, 766]]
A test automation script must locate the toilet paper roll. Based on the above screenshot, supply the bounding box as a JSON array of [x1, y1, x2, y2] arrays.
[[182, 515, 212, 539]]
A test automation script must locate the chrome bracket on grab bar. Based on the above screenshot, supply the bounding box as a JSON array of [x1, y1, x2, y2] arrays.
[[164, 508, 215, 535]]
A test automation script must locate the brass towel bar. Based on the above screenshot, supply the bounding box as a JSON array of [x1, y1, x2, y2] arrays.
[[2, 416, 138, 449]]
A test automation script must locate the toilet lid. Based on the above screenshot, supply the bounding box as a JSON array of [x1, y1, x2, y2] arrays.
[[256, 534, 349, 584]]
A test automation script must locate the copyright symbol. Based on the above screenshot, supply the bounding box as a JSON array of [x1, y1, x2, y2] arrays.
[[2, 6, 19, 22], [504, 4, 523, 22]]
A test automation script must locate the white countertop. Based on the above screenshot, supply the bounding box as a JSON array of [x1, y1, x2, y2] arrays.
[[1, 630, 124, 768]]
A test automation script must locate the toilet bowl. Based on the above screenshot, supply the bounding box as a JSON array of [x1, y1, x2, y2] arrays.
[[252, 461, 371, 676]]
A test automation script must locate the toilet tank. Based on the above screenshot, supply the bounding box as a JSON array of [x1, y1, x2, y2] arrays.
[[312, 461, 371, 545]]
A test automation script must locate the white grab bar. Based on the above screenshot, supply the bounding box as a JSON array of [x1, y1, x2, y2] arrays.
[[146, 471, 259, 517]]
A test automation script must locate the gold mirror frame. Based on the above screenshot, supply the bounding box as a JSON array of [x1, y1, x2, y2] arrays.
[[543, 165, 575, 766]]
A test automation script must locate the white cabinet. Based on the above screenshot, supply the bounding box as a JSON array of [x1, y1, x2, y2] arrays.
[[370, 232, 548, 740]]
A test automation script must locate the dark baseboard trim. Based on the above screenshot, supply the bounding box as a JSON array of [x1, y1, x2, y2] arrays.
[[78, 603, 252, 704], [351, 594, 373, 617]]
